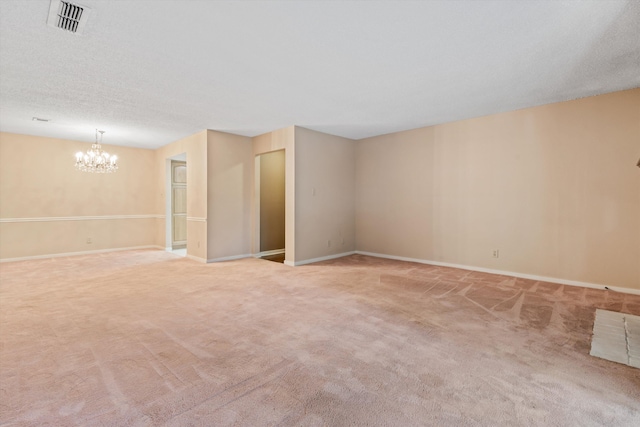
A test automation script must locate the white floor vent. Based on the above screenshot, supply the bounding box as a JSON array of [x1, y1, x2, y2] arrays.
[[47, 0, 91, 34], [590, 309, 640, 369]]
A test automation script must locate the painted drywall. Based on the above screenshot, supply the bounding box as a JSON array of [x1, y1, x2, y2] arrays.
[[253, 126, 296, 263], [294, 127, 356, 262], [206, 130, 253, 261], [259, 150, 285, 252], [356, 89, 640, 290], [155, 130, 208, 260], [0, 132, 156, 259]]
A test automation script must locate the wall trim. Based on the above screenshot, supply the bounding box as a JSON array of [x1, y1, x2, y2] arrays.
[[0, 215, 164, 223], [0, 245, 165, 263], [355, 251, 640, 296], [187, 217, 207, 222], [254, 249, 285, 258], [206, 254, 252, 263], [288, 251, 356, 266], [186, 254, 207, 263]]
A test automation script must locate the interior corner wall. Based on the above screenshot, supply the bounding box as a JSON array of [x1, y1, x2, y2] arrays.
[[0, 132, 157, 260], [206, 130, 253, 261], [355, 89, 640, 290], [294, 126, 356, 263], [155, 130, 208, 260]]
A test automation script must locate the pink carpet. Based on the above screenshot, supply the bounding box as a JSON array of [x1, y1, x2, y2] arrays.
[[1, 250, 639, 425]]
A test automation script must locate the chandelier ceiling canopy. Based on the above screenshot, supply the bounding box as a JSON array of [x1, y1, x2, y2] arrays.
[[74, 129, 118, 173]]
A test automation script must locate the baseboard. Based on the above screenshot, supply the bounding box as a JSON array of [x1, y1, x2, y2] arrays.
[[290, 251, 356, 266], [355, 251, 640, 296], [0, 245, 165, 263], [206, 254, 252, 263], [186, 254, 207, 263], [254, 249, 285, 258]]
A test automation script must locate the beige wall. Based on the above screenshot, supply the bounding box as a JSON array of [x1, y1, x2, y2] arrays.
[[294, 127, 356, 262], [356, 89, 640, 290], [259, 150, 285, 252], [155, 130, 208, 260], [0, 132, 156, 259], [4, 90, 637, 291], [206, 130, 253, 260]]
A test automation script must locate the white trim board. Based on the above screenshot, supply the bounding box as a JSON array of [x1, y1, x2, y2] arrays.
[[355, 251, 640, 296], [287, 251, 356, 266], [0, 215, 164, 223], [0, 245, 165, 263], [206, 254, 252, 263], [186, 254, 207, 263], [254, 249, 285, 258]]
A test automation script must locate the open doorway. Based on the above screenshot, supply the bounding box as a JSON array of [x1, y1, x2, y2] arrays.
[[165, 153, 187, 257], [171, 160, 187, 250], [257, 150, 285, 263]]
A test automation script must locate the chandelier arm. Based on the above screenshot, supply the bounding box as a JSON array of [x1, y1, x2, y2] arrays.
[[74, 129, 118, 173]]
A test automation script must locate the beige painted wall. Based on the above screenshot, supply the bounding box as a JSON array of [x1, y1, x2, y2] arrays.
[[0, 132, 156, 259], [356, 89, 640, 290], [155, 130, 208, 260], [295, 127, 356, 262], [259, 150, 286, 252], [206, 130, 253, 260], [253, 126, 296, 262]]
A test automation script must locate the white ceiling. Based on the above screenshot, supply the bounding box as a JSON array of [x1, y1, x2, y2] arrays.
[[1, 0, 638, 149]]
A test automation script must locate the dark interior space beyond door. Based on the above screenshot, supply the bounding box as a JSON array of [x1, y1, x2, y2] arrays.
[[259, 150, 285, 261]]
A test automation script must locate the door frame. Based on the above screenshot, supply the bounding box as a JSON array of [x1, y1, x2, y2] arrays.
[[254, 149, 286, 258], [171, 160, 187, 249], [165, 153, 187, 251]]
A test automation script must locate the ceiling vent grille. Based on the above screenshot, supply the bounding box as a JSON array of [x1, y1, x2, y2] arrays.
[[47, 0, 91, 34]]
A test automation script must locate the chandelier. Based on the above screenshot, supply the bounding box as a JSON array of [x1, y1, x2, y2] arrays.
[[74, 129, 118, 173]]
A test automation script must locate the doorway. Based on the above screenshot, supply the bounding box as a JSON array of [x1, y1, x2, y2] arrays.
[[171, 160, 187, 250], [257, 150, 285, 262]]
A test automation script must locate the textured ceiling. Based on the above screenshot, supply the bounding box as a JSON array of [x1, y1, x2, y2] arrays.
[[1, 0, 639, 149]]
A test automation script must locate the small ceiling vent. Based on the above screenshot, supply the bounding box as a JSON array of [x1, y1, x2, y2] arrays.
[[47, 0, 91, 34]]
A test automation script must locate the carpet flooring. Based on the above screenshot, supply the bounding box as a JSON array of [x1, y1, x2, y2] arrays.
[[1, 250, 639, 426]]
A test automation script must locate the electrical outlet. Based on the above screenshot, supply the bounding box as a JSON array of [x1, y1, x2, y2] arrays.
[[493, 249, 499, 258], [327, 240, 331, 248], [86, 237, 92, 244]]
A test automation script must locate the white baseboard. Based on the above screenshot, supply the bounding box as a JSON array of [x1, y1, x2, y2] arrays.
[[254, 249, 285, 258], [0, 245, 165, 263], [186, 254, 207, 263], [206, 254, 252, 263], [355, 251, 640, 296], [289, 251, 356, 266]]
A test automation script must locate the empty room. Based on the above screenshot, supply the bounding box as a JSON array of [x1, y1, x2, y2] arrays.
[[1, 1, 639, 425]]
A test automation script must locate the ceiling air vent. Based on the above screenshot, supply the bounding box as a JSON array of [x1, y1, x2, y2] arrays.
[[47, 0, 91, 34]]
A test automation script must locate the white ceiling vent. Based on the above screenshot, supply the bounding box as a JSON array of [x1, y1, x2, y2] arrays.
[[47, 0, 91, 34]]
